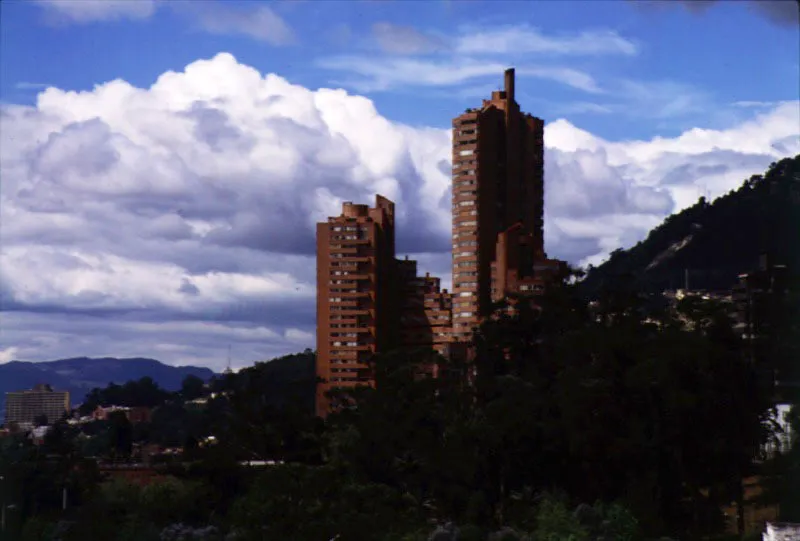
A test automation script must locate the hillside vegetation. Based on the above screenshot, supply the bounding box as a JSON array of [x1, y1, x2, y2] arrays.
[[582, 154, 800, 294]]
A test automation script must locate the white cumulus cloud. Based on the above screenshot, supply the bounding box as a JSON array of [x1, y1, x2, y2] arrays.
[[1, 53, 796, 369]]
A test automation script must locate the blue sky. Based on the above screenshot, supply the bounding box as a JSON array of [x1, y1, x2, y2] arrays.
[[0, 0, 798, 368], [2, 0, 798, 140]]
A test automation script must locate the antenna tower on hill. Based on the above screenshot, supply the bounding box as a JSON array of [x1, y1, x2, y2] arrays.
[[225, 345, 232, 374]]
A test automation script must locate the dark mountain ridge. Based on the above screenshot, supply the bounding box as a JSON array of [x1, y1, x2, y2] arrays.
[[0, 357, 215, 419], [581, 154, 800, 295]]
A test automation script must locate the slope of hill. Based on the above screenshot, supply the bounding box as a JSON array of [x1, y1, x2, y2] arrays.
[[581, 155, 800, 294], [0, 357, 215, 418]]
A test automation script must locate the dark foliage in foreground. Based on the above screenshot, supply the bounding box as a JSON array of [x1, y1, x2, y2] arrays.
[[2, 266, 796, 540]]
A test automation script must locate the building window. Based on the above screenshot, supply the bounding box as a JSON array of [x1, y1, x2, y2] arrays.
[[458, 149, 474, 156]]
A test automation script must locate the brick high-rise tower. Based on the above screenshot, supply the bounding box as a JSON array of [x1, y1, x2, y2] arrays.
[[316, 195, 396, 417], [316, 195, 452, 417], [451, 68, 548, 340]]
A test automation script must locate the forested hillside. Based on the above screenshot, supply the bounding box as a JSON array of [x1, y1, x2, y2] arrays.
[[581, 155, 800, 294]]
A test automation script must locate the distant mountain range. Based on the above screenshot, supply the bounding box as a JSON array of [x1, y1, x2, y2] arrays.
[[0, 357, 215, 419], [581, 155, 800, 295]]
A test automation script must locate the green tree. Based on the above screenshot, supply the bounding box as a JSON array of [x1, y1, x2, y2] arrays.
[[230, 463, 425, 541], [180, 375, 206, 402], [107, 411, 133, 460], [532, 495, 588, 541]]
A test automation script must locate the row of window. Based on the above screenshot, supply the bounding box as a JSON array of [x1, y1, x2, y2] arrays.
[[453, 230, 477, 239], [331, 270, 359, 276], [455, 260, 476, 268], [455, 281, 478, 288], [458, 149, 475, 157], [454, 251, 475, 258], [330, 305, 363, 312], [519, 284, 545, 292], [330, 368, 363, 374], [454, 271, 478, 278], [453, 159, 477, 170], [454, 200, 475, 208], [454, 312, 475, 318], [330, 324, 363, 331], [330, 314, 367, 320], [455, 181, 477, 191], [456, 219, 478, 228], [330, 287, 370, 293]]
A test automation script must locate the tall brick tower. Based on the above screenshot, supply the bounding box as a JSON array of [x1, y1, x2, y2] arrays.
[[316, 196, 452, 417], [451, 68, 549, 340], [315, 195, 395, 417]]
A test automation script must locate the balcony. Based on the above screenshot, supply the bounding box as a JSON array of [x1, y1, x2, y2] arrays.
[[453, 184, 479, 196], [452, 159, 478, 172], [329, 246, 359, 255]]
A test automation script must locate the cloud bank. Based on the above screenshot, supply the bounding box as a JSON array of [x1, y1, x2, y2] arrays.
[[1, 53, 797, 369]]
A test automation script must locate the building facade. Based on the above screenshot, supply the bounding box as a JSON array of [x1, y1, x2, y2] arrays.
[[4, 384, 70, 426], [396, 257, 454, 367], [316, 195, 396, 417], [452, 68, 561, 339]]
